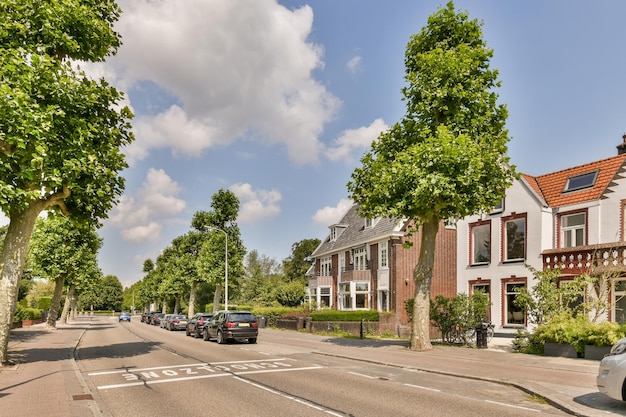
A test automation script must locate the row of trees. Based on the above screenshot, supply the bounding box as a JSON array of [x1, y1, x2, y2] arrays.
[[1, 0, 515, 364], [130, 189, 320, 316]]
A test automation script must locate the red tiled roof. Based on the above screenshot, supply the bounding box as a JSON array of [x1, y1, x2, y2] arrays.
[[522, 154, 626, 208]]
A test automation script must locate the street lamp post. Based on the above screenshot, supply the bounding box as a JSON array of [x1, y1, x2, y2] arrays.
[[205, 226, 228, 311]]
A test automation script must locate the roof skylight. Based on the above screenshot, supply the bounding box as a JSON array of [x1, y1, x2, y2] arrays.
[[563, 170, 598, 192]]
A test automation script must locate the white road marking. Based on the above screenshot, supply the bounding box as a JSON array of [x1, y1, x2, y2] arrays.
[[485, 400, 541, 412], [348, 371, 376, 379], [404, 383, 442, 392], [234, 376, 344, 417]]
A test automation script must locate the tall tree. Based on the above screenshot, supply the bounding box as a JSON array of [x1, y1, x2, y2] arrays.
[[193, 189, 245, 313], [282, 239, 320, 283], [0, 1, 133, 363], [348, 2, 516, 351], [28, 215, 102, 328]]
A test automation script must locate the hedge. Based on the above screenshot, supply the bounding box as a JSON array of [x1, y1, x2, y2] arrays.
[[310, 310, 379, 322]]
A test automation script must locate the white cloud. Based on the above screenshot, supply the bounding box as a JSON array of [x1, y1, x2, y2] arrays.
[[325, 118, 388, 163], [347, 55, 362, 73], [312, 199, 353, 226], [230, 183, 282, 224], [109, 168, 186, 242], [106, 0, 340, 165]]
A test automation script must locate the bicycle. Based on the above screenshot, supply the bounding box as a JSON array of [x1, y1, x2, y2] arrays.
[[465, 321, 495, 344]]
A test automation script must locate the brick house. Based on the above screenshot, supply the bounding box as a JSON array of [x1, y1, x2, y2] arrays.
[[456, 136, 626, 332], [307, 203, 457, 330]]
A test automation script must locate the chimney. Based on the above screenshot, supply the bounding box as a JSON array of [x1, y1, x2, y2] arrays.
[[618, 133, 626, 155]]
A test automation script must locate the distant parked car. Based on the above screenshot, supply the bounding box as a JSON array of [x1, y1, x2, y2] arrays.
[[203, 310, 258, 344], [141, 311, 157, 323], [151, 313, 165, 326], [119, 312, 131, 322], [160, 314, 174, 329], [168, 315, 188, 331], [186, 313, 214, 338], [598, 337, 626, 401]]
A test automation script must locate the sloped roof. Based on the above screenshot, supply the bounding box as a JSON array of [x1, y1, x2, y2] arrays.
[[522, 154, 626, 208], [311, 204, 403, 257]]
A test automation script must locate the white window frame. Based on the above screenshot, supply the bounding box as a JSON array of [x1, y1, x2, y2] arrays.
[[379, 241, 388, 269], [504, 282, 526, 326], [354, 282, 370, 309], [339, 282, 370, 310], [353, 247, 367, 270], [503, 215, 526, 262], [560, 212, 586, 248], [319, 286, 332, 308], [338, 282, 351, 310], [470, 222, 491, 265], [320, 256, 331, 276]]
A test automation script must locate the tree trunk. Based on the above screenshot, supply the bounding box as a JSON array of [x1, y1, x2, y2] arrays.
[[212, 285, 222, 313], [59, 285, 71, 325], [47, 275, 66, 328], [410, 216, 440, 351], [188, 281, 197, 317], [69, 286, 77, 320], [0, 205, 41, 364], [173, 296, 180, 315]]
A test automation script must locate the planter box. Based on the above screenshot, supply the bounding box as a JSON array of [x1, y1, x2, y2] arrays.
[[544, 342, 578, 358], [584, 345, 611, 360]]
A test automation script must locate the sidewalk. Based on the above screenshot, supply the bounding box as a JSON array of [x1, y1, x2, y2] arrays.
[[0, 317, 100, 417], [1, 319, 624, 417]]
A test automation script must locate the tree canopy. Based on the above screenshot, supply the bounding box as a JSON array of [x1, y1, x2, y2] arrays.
[[0, 0, 133, 363], [348, 2, 516, 351]]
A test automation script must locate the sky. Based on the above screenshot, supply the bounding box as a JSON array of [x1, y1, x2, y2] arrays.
[[4, 0, 626, 289]]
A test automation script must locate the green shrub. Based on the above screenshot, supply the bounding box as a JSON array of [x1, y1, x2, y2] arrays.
[[531, 313, 626, 355], [14, 306, 43, 321], [38, 297, 52, 310], [310, 310, 379, 322]]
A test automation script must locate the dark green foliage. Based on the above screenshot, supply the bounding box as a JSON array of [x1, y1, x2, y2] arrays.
[[426, 291, 490, 343], [310, 310, 379, 322], [37, 297, 52, 310], [14, 306, 42, 321]]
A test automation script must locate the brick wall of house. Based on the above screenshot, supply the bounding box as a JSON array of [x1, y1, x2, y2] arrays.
[[392, 221, 457, 324]]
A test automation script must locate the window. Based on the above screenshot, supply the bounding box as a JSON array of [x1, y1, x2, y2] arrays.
[[613, 280, 626, 324], [355, 282, 370, 309], [491, 199, 504, 214], [319, 287, 331, 308], [471, 282, 491, 321], [504, 282, 526, 326], [503, 215, 526, 261], [564, 171, 598, 192], [560, 212, 586, 248], [338, 282, 351, 310], [364, 217, 378, 228], [320, 257, 331, 276], [470, 222, 491, 264], [330, 228, 337, 242], [353, 247, 367, 270], [379, 242, 388, 268], [378, 290, 389, 312]]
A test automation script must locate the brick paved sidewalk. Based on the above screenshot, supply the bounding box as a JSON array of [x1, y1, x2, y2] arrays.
[[0, 318, 99, 417]]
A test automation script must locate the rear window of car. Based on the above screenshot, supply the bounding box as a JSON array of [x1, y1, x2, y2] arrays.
[[229, 313, 255, 321]]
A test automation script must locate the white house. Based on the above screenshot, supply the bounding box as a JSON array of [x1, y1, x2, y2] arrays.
[[457, 136, 626, 333]]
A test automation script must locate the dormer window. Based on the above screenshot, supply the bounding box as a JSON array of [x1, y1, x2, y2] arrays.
[[329, 224, 347, 242], [564, 171, 598, 193], [364, 217, 379, 229]]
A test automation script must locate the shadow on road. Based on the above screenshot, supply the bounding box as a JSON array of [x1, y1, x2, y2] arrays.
[[320, 336, 410, 349]]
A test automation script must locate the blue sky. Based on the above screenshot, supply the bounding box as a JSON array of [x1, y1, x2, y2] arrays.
[[4, 1, 626, 288]]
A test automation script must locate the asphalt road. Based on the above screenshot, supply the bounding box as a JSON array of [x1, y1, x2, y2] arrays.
[[75, 316, 569, 417]]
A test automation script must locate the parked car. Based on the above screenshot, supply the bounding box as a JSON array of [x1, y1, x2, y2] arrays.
[[203, 310, 258, 344], [142, 311, 158, 323], [119, 312, 131, 322], [186, 313, 214, 338], [598, 337, 626, 401], [160, 314, 174, 329], [151, 313, 165, 326], [168, 315, 188, 331]]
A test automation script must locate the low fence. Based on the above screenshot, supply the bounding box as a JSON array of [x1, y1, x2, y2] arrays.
[[274, 314, 411, 338]]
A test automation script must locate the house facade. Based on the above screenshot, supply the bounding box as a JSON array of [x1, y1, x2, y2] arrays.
[[457, 136, 626, 333], [307, 203, 457, 330]]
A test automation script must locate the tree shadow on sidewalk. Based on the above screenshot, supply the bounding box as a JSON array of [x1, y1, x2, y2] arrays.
[[8, 341, 162, 364], [320, 336, 410, 349]]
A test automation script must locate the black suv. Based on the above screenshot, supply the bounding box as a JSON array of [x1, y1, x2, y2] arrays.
[[203, 310, 258, 344], [186, 313, 214, 338]]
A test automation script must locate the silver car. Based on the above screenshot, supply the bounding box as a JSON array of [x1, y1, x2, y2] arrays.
[[598, 337, 626, 401]]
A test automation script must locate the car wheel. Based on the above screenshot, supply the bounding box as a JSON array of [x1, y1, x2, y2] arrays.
[[217, 330, 225, 344], [186, 327, 190, 336], [248, 337, 257, 344], [203, 329, 209, 341]]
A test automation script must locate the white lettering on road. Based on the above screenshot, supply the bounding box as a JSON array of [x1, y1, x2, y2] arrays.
[[89, 358, 323, 390]]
